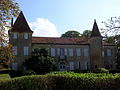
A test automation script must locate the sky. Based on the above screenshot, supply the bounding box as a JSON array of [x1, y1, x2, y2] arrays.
[[16, 0, 120, 37]]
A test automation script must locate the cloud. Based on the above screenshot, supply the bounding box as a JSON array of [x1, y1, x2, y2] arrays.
[[29, 18, 59, 37]]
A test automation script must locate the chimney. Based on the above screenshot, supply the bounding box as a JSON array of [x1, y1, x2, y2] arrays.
[[11, 18, 13, 27]]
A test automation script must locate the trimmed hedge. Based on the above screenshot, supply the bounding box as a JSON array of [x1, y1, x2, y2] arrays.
[[0, 72, 120, 90]]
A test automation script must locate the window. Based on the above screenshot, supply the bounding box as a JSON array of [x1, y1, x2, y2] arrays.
[[69, 48, 73, 56], [69, 62, 74, 70], [24, 33, 28, 39], [64, 48, 67, 56], [12, 63, 17, 71], [51, 48, 55, 56], [76, 48, 81, 56], [24, 47, 29, 55], [57, 48, 60, 56], [107, 49, 112, 56], [84, 48, 89, 56], [78, 62, 81, 70], [102, 51, 104, 57], [13, 33, 17, 39], [13, 46, 17, 55]]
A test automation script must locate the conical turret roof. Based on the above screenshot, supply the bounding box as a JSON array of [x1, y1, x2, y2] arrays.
[[11, 11, 33, 33], [90, 20, 101, 37]]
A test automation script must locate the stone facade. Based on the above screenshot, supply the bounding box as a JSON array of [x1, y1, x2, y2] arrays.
[[9, 11, 116, 71]]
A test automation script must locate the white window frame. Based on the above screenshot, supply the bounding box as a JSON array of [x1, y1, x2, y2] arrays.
[[69, 48, 73, 56], [24, 47, 29, 55], [24, 33, 29, 39], [50, 48, 55, 56], [84, 48, 89, 56], [107, 49, 112, 56], [13, 33, 17, 39], [76, 48, 81, 56], [13, 46, 17, 56]]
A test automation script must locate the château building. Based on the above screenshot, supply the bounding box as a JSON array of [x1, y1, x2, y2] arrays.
[[9, 11, 116, 71]]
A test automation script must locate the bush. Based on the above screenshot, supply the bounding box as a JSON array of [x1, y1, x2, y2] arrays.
[[23, 70, 36, 75], [95, 68, 109, 73], [0, 72, 120, 90], [0, 74, 10, 80]]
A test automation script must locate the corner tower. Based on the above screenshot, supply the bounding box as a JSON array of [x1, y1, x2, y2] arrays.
[[9, 11, 33, 70], [90, 20, 103, 69]]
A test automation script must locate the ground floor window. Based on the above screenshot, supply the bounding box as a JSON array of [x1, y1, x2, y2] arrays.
[[12, 63, 17, 71], [69, 62, 74, 70]]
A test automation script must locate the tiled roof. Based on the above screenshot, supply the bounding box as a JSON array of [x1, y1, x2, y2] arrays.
[[11, 11, 33, 33], [32, 37, 90, 45], [91, 20, 102, 37], [32, 37, 115, 46]]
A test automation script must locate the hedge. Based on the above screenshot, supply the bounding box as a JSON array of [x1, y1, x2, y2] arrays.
[[0, 72, 120, 90]]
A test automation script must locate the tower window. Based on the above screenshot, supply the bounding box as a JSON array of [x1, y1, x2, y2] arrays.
[[13, 46, 17, 55], [24, 33, 28, 39], [13, 33, 17, 39], [107, 49, 112, 56], [24, 47, 29, 55]]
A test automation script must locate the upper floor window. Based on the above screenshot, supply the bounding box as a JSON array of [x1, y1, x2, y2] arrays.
[[76, 48, 81, 56], [24, 33, 29, 39], [69, 48, 73, 56], [107, 49, 112, 56], [24, 47, 29, 55], [84, 48, 89, 56], [50, 48, 55, 56], [13, 33, 17, 39], [13, 46, 17, 56]]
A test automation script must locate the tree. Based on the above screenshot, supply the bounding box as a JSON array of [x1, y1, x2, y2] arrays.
[[0, 0, 19, 29], [24, 48, 57, 74], [0, 0, 19, 69], [0, 45, 14, 69], [102, 17, 120, 69], [61, 30, 81, 38], [101, 17, 120, 36], [81, 30, 92, 38]]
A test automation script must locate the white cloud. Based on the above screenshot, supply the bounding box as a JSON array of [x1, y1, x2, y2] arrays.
[[29, 18, 59, 37]]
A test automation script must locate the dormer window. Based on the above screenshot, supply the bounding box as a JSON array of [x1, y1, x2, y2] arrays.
[[24, 33, 28, 39], [13, 33, 17, 39]]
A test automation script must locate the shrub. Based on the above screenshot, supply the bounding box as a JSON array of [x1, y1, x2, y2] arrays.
[[23, 70, 36, 75], [95, 68, 109, 73], [0, 72, 120, 90]]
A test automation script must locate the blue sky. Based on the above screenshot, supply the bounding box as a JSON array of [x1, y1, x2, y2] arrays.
[[16, 0, 120, 37]]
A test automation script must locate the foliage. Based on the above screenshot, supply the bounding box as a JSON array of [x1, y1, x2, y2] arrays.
[[1, 72, 120, 90], [102, 17, 120, 36], [95, 68, 109, 73], [24, 48, 57, 74], [81, 30, 92, 37], [104, 36, 115, 44], [61, 30, 81, 38], [0, 0, 19, 69], [23, 70, 36, 75], [0, 74, 10, 80], [0, 0, 19, 28], [0, 45, 14, 69]]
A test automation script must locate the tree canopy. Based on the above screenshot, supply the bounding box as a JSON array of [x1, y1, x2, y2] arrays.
[[81, 30, 92, 38], [24, 48, 57, 74], [61, 30, 81, 38]]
